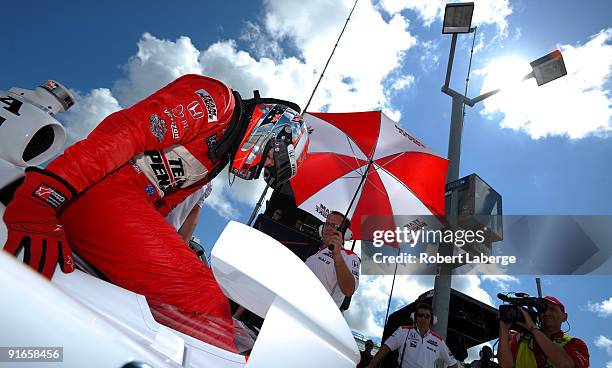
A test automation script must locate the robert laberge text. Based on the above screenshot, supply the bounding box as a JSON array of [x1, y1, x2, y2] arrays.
[[372, 252, 516, 266]]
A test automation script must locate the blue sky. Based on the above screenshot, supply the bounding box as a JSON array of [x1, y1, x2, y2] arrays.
[[3, 0, 611, 365]]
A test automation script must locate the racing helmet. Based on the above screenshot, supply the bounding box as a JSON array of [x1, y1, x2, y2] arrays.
[[231, 102, 309, 186]]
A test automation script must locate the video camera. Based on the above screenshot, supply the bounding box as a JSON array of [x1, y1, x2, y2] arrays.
[[497, 292, 548, 326]]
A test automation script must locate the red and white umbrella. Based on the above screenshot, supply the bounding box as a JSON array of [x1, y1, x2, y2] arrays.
[[290, 111, 448, 240]]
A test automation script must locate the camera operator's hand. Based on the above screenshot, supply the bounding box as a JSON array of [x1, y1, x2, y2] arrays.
[[499, 319, 511, 332], [516, 308, 537, 332], [498, 319, 514, 368]]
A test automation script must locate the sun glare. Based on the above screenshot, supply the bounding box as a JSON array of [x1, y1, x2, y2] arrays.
[[479, 55, 532, 95]]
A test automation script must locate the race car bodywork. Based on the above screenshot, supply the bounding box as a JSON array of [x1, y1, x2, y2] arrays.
[[0, 194, 360, 368]]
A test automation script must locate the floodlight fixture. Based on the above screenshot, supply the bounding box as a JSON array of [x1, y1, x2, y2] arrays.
[[442, 2, 474, 34], [530, 50, 567, 86]]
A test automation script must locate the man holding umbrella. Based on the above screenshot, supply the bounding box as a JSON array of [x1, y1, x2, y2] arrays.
[[305, 210, 360, 308]]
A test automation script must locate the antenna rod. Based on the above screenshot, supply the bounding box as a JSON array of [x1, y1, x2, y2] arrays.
[[462, 26, 478, 118]]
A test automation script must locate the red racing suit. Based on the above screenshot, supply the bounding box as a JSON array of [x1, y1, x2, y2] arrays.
[[47, 74, 237, 351]]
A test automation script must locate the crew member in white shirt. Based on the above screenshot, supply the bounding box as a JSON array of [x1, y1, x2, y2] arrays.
[[165, 182, 212, 241], [367, 303, 458, 368]]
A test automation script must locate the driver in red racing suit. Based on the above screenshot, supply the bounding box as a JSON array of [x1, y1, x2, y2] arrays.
[[2, 74, 310, 351]]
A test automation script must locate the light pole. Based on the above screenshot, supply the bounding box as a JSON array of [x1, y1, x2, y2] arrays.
[[431, 1, 568, 343]]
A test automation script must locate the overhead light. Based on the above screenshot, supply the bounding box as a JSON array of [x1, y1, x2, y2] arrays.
[[530, 50, 567, 86], [442, 2, 474, 34]]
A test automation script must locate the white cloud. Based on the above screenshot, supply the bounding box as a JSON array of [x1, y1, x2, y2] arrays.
[[470, 1, 512, 37], [598, 335, 612, 353], [345, 274, 432, 339], [452, 275, 494, 306], [391, 75, 416, 91], [258, 0, 417, 117], [478, 28, 612, 140], [204, 174, 240, 220], [114, 32, 203, 107], [60, 88, 122, 145], [584, 297, 612, 318], [199, 40, 313, 106], [264, 0, 349, 46], [379, 0, 512, 35], [595, 335, 612, 366], [240, 21, 285, 61]]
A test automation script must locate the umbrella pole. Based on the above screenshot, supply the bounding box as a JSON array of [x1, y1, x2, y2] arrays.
[[384, 246, 402, 325], [247, 181, 271, 226], [341, 159, 374, 223]]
